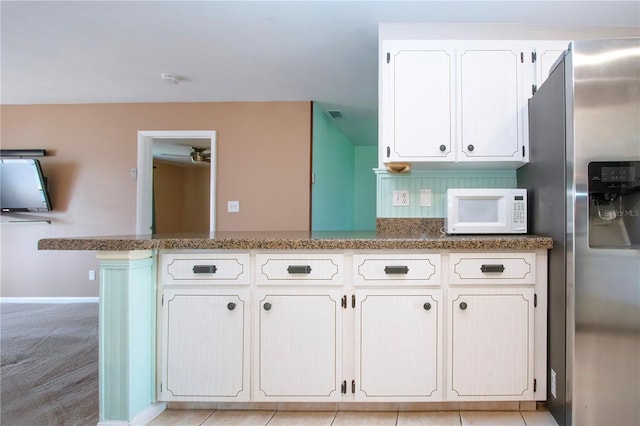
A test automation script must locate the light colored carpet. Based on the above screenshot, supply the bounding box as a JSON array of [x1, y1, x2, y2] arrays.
[[0, 303, 99, 426]]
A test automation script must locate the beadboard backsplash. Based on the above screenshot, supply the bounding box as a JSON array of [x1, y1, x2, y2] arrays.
[[376, 169, 517, 218]]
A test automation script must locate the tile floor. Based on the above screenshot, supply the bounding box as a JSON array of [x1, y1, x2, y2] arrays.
[[147, 408, 559, 425]]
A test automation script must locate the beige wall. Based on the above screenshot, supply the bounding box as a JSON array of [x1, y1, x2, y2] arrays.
[[0, 102, 311, 297], [153, 161, 211, 234]]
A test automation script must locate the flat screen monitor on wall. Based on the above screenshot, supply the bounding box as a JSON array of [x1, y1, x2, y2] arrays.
[[0, 158, 52, 213]]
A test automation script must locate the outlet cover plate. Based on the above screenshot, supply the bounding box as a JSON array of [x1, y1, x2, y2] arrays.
[[393, 190, 410, 207], [227, 201, 240, 213]]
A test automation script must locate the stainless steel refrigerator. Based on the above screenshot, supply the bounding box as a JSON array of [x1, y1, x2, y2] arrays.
[[518, 38, 640, 426]]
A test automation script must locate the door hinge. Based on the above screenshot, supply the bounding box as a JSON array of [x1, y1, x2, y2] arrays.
[[352, 380, 356, 394], [520, 52, 524, 63], [342, 295, 347, 309], [533, 378, 537, 392], [534, 293, 538, 307], [532, 51, 537, 63], [386, 52, 390, 63], [532, 84, 537, 96], [341, 380, 347, 394], [352, 294, 356, 309]]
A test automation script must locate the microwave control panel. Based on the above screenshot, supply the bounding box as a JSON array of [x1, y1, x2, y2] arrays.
[[513, 195, 527, 226]]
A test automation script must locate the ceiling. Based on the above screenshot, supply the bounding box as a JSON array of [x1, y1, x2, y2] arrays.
[[2, 1, 639, 147], [152, 138, 212, 166]]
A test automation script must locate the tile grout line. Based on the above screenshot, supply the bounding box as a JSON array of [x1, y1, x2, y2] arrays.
[[329, 410, 338, 425], [264, 409, 278, 425], [198, 409, 216, 426], [520, 410, 528, 426]]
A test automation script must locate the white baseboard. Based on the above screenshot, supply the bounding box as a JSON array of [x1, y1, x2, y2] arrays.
[[95, 402, 166, 426], [0, 297, 99, 303], [130, 402, 167, 426]]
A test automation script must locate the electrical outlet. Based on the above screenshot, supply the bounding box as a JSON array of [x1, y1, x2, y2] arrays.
[[392, 190, 410, 207], [89, 270, 96, 281], [420, 189, 432, 207], [227, 201, 240, 213]]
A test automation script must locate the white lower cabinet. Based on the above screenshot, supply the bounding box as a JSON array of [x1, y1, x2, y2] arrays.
[[160, 288, 250, 401], [253, 289, 343, 401], [355, 289, 443, 401], [158, 250, 546, 404], [447, 287, 535, 400]]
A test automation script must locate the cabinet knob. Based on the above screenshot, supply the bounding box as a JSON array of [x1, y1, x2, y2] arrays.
[[459, 301, 468, 310], [423, 302, 431, 311], [227, 302, 236, 311], [439, 144, 446, 152], [467, 144, 474, 152], [263, 302, 272, 311]]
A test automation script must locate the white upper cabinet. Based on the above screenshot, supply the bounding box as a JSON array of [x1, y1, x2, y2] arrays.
[[534, 42, 569, 88], [380, 40, 567, 168], [383, 43, 455, 161], [457, 44, 527, 162]]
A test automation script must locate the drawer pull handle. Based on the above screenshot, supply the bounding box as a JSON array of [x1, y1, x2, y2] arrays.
[[263, 302, 272, 311], [193, 265, 217, 274], [460, 302, 468, 310], [227, 302, 236, 311], [287, 265, 312, 274], [384, 266, 409, 274], [423, 302, 431, 311], [481, 264, 505, 273]]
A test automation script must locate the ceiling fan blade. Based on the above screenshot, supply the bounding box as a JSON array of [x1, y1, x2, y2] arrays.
[[160, 153, 190, 157]]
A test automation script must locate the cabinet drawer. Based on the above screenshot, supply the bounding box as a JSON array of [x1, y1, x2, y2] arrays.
[[449, 253, 535, 285], [353, 254, 441, 286], [256, 253, 344, 285], [160, 253, 250, 285]]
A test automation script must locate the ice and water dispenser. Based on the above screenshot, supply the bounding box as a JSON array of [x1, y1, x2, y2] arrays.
[[588, 161, 640, 248]]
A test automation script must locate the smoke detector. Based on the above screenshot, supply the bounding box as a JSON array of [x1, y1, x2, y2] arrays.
[[161, 74, 182, 84]]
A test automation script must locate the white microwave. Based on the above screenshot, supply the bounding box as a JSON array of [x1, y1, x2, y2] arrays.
[[446, 188, 527, 234]]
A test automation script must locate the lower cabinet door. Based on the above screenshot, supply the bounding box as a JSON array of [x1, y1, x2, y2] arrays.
[[447, 288, 535, 400], [161, 288, 250, 401], [355, 289, 443, 401], [254, 290, 343, 401]]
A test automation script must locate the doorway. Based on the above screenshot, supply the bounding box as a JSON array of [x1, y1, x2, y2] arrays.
[[136, 131, 217, 234]]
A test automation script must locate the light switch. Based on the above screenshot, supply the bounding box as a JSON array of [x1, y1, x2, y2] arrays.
[[420, 189, 432, 207], [227, 201, 240, 213]]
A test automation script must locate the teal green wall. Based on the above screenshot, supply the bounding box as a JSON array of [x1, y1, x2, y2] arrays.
[[311, 104, 377, 231], [376, 169, 517, 218], [354, 146, 377, 230]]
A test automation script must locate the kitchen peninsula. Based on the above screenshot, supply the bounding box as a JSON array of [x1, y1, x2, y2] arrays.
[[39, 229, 552, 425]]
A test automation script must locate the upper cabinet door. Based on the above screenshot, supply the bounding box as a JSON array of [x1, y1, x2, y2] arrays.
[[382, 41, 455, 162], [380, 39, 568, 168], [534, 42, 569, 88], [457, 46, 525, 161]]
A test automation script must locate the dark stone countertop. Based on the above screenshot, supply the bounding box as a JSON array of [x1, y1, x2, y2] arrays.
[[38, 230, 553, 251]]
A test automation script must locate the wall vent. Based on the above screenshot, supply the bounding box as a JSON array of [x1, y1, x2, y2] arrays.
[[326, 110, 343, 119]]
